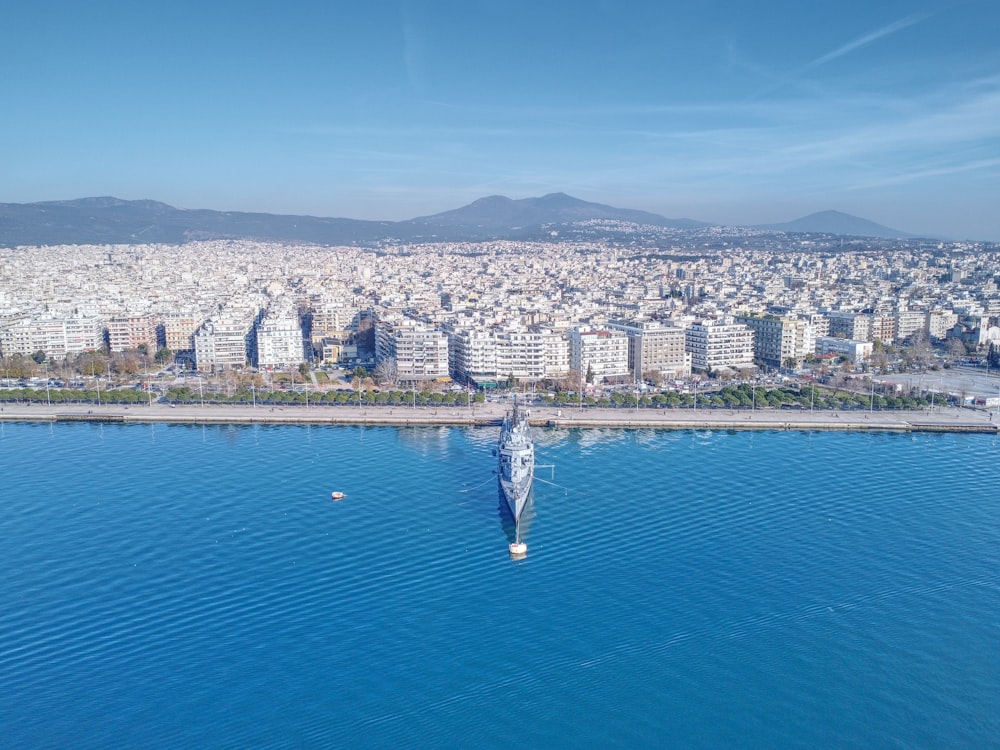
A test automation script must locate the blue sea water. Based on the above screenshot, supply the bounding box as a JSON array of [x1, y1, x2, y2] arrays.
[[1, 421, 998, 749]]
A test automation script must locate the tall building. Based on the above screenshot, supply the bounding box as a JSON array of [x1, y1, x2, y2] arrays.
[[0, 315, 103, 359], [194, 310, 260, 371], [449, 329, 497, 383], [735, 314, 813, 369], [895, 310, 927, 341], [449, 329, 546, 384], [161, 312, 204, 353], [927, 310, 959, 340], [376, 319, 449, 383], [608, 319, 689, 380], [495, 330, 545, 381], [107, 315, 157, 353], [684, 318, 755, 372], [541, 329, 570, 378], [567, 326, 629, 380], [826, 311, 871, 342], [255, 313, 305, 368]]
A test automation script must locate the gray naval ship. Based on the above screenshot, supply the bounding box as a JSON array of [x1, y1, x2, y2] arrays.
[[496, 398, 534, 524]]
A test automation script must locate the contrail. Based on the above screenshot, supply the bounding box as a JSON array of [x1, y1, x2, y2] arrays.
[[804, 13, 931, 70]]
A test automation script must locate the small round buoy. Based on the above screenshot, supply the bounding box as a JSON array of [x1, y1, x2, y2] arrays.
[[509, 541, 527, 557], [331, 491, 345, 501]]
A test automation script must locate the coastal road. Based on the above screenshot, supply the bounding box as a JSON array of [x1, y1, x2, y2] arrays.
[[1, 399, 996, 433]]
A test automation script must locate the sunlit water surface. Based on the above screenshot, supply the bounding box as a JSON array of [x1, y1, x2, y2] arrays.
[[1, 422, 997, 748]]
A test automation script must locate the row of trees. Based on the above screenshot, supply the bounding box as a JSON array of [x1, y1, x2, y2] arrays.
[[1, 348, 173, 380], [161, 386, 485, 407], [538, 383, 942, 411], [0, 387, 154, 404], [0, 382, 945, 410]]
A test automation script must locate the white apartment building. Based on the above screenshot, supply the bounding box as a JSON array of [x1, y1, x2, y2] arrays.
[[255, 314, 305, 368], [194, 313, 259, 371], [826, 311, 871, 342], [107, 315, 157, 353], [449, 329, 546, 383], [541, 329, 570, 377], [927, 310, 959, 340], [376, 319, 449, 382], [735, 314, 813, 369], [311, 301, 360, 339], [495, 330, 546, 381], [684, 318, 755, 372], [449, 329, 497, 381], [895, 310, 927, 341], [609, 319, 690, 380], [568, 326, 629, 380], [0, 315, 103, 359]]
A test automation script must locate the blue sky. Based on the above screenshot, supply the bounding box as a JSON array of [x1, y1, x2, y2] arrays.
[[3, 1, 999, 239]]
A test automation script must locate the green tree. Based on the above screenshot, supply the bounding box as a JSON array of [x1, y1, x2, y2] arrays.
[[154, 347, 173, 364], [31, 350, 47, 365], [585, 363, 595, 384]]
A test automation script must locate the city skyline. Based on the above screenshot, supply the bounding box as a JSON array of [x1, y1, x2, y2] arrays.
[[3, 1, 999, 240]]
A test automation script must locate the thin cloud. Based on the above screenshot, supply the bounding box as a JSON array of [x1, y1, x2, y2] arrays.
[[803, 12, 932, 70], [839, 157, 1000, 191]]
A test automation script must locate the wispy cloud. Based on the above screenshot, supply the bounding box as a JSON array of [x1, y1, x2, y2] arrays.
[[802, 12, 932, 70], [839, 157, 1000, 191]]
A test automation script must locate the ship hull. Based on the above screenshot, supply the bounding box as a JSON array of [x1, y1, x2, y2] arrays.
[[497, 402, 534, 524]]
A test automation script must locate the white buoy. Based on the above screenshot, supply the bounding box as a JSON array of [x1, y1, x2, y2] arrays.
[[509, 541, 527, 557], [331, 491, 345, 501]]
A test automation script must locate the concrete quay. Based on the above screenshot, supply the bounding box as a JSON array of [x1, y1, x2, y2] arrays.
[[1, 401, 996, 434]]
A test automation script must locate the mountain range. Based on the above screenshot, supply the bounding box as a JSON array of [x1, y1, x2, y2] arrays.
[[0, 193, 913, 247]]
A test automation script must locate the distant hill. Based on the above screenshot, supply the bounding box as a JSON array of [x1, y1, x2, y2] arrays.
[[756, 210, 912, 238], [400, 192, 705, 237], [0, 195, 916, 246], [0, 197, 392, 247]]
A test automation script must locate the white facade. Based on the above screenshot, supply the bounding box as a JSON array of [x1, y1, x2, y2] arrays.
[[449, 329, 497, 379], [255, 315, 305, 368], [927, 310, 959, 340], [568, 326, 629, 380], [684, 318, 755, 372], [194, 313, 259, 371], [495, 330, 546, 380], [541, 330, 570, 377], [895, 310, 926, 341], [377, 319, 449, 382], [736, 314, 813, 368], [815, 336, 873, 362], [0, 315, 103, 359]]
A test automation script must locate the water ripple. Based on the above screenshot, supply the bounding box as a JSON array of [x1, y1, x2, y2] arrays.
[[1, 424, 997, 748]]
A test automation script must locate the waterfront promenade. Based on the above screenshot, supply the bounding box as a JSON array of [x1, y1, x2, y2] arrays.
[[1, 400, 996, 433]]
